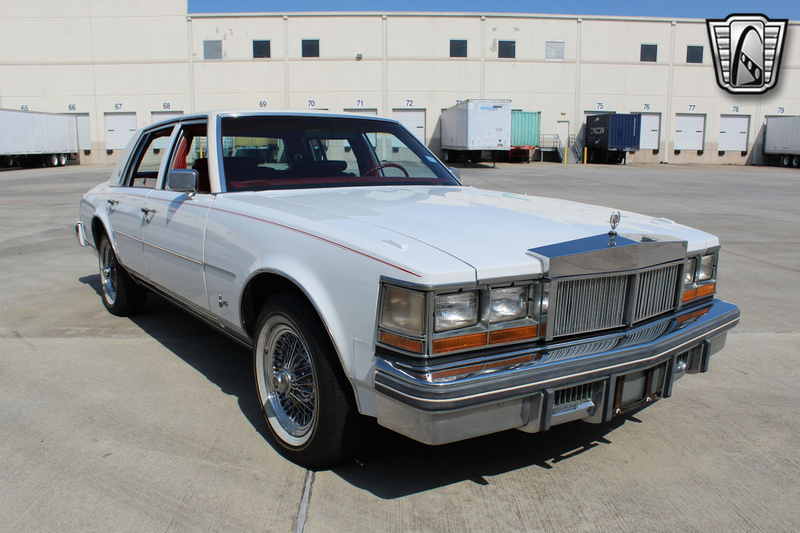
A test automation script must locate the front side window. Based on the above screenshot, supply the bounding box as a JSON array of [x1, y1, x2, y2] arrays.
[[220, 116, 459, 192], [169, 123, 210, 193], [126, 127, 174, 189], [498, 40, 516, 58]]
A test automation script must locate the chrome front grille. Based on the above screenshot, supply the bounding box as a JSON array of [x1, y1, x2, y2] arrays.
[[550, 263, 680, 339], [551, 275, 629, 338], [553, 382, 596, 409], [632, 264, 681, 323]]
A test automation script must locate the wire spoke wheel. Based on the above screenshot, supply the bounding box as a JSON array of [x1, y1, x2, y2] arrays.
[[259, 321, 318, 446], [99, 240, 118, 306], [253, 295, 365, 466]]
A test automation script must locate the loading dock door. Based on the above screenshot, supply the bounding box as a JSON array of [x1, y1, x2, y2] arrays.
[[104, 113, 137, 150], [393, 109, 426, 144], [151, 111, 183, 125], [75, 113, 91, 151], [674, 114, 705, 150], [640, 113, 661, 150], [718, 115, 749, 152]]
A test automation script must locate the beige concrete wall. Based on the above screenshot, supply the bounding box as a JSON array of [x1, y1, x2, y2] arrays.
[[1, 3, 798, 166]]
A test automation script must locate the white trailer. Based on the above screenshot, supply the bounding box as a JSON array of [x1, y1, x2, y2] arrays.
[[441, 99, 511, 165], [0, 109, 79, 168], [764, 116, 800, 168]]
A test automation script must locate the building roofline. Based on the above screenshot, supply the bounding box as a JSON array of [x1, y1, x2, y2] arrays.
[[186, 11, 713, 23]]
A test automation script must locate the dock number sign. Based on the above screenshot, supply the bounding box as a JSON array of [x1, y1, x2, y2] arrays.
[[707, 14, 787, 94]]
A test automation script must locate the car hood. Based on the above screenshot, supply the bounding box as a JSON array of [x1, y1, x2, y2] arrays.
[[253, 186, 718, 281]]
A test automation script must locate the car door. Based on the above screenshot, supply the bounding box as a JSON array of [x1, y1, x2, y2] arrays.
[[141, 121, 214, 310], [107, 125, 177, 277]]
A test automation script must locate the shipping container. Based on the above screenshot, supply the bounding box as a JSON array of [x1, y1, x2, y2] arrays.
[[585, 113, 641, 164], [0, 108, 79, 167], [510, 111, 541, 147], [763, 116, 800, 168], [441, 99, 511, 164]]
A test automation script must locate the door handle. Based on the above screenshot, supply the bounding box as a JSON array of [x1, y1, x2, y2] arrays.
[[141, 207, 156, 215], [107, 199, 118, 207]]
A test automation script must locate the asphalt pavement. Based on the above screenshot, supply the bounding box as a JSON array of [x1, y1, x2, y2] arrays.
[[0, 161, 797, 532]]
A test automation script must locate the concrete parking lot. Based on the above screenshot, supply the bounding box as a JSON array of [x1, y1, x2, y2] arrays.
[[1, 162, 798, 532]]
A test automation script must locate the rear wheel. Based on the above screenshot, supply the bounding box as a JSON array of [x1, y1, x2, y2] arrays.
[[47, 154, 59, 167], [781, 155, 791, 167], [792, 156, 800, 168], [58, 154, 67, 166], [253, 294, 363, 467], [98, 234, 146, 316]]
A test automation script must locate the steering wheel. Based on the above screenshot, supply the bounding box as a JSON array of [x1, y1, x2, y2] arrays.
[[361, 162, 409, 178]]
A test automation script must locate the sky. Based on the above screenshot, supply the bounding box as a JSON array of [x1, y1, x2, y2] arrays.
[[188, 0, 799, 20]]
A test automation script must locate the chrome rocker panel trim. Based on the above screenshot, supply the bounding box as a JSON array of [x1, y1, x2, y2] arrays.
[[374, 299, 740, 445]]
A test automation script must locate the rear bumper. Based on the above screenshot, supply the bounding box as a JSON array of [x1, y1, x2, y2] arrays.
[[374, 299, 740, 445]]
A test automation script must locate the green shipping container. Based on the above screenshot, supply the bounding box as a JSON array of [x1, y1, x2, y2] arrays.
[[510, 111, 541, 147]]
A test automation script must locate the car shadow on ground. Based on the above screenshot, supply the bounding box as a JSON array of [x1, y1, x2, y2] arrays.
[[80, 273, 638, 498], [335, 415, 632, 499], [79, 274, 268, 442]]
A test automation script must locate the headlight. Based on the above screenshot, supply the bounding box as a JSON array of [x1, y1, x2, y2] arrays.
[[698, 254, 715, 281], [380, 286, 425, 336], [684, 258, 697, 286], [490, 286, 528, 323], [435, 291, 478, 332]]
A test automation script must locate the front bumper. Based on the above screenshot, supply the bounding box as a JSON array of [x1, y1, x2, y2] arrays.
[[374, 299, 740, 445], [74, 221, 89, 247]]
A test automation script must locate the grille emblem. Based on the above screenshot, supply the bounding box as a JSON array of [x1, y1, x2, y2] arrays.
[[706, 14, 787, 94]]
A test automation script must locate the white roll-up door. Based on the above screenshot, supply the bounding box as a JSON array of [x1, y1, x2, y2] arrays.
[[75, 114, 91, 151], [104, 113, 137, 150], [343, 108, 377, 117], [674, 114, 705, 150], [393, 109, 426, 144], [150, 111, 183, 125], [640, 113, 661, 150], [718, 115, 749, 152]]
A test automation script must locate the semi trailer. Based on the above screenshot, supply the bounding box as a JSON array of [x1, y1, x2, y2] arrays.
[[0, 109, 79, 168]]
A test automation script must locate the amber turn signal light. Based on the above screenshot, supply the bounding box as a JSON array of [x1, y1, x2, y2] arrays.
[[432, 332, 488, 354], [379, 330, 424, 354], [697, 282, 716, 298], [488, 325, 538, 345], [683, 282, 716, 304]]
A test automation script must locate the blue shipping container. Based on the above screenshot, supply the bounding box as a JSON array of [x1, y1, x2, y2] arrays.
[[585, 114, 641, 151]]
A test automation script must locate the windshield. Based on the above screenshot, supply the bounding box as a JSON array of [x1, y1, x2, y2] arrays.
[[220, 116, 459, 191]]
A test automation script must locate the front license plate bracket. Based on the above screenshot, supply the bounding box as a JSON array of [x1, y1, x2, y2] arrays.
[[613, 362, 668, 416]]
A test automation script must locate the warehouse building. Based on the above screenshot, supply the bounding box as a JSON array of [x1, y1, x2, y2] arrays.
[[0, 0, 797, 165]]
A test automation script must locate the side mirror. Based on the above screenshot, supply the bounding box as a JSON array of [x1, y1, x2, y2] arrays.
[[448, 166, 461, 180], [167, 168, 199, 195]]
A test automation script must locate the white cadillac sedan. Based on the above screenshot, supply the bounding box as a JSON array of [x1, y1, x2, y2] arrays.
[[75, 111, 740, 467]]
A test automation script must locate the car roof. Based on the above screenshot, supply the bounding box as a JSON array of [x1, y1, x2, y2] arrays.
[[146, 109, 399, 130]]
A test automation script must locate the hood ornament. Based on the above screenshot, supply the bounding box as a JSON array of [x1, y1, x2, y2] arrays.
[[609, 211, 621, 237]]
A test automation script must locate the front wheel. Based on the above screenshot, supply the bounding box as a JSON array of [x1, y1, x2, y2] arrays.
[[98, 234, 146, 316], [253, 295, 363, 467]]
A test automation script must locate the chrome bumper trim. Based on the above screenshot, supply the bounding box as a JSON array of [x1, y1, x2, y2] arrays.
[[374, 299, 739, 444], [74, 221, 88, 247]]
